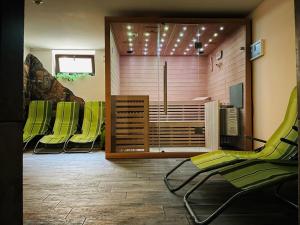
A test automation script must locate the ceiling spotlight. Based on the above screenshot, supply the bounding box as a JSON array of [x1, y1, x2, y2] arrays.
[[174, 43, 178, 47], [128, 38, 133, 42], [186, 48, 190, 51], [126, 25, 132, 30], [183, 26, 187, 31], [209, 38, 213, 42], [129, 43, 133, 47], [204, 43, 208, 47], [144, 32, 150, 37], [201, 26, 206, 31], [162, 33, 167, 37], [32, 0, 44, 5], [189, 43, 193, 47], [179, 32, 184, 37], [214, 33, 218, 37], [145, 38, 149, 42], [192, 38, 197, 42], [164, 26, 169, 31], [161, 38, 165, 43], [184, 52, 187, 55], [177, 39, 181, 43], [196, 33, 201, 37], [220, 26, 224, 31]]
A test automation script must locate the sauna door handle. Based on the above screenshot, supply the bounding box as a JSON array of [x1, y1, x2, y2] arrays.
[[163, 61, 167, 115]]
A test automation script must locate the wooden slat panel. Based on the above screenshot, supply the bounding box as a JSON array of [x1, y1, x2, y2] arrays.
[[112, 95, 149, 153]]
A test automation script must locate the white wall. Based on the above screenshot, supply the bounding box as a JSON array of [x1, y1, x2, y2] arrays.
[[28, 48, 105, 101], [251, 0, 297, 141]]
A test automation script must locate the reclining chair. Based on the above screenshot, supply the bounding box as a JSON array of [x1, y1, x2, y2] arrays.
[[34, 102, 79, 153], [23, 101, 52, 150], [65, 101, 105, 152], [164, 87, 298, 192]]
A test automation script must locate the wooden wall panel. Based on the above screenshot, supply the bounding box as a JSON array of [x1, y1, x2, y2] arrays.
[[207, 26, 246, 103], [119, 56, 208, 101]]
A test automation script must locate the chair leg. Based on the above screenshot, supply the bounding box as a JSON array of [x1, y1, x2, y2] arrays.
[[275, 182, 298, 209], [164, 159, 200, 192], [34, 140, 64, 154], [184, 172, 248, 225]]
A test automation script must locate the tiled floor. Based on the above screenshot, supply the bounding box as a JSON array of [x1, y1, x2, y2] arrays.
[[23, 151, 298, 225]]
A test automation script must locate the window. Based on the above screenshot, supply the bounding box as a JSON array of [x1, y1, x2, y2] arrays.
[[55, 54, 95, 75]]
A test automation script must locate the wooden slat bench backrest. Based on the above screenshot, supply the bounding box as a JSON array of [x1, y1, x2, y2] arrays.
[[111, 95, 149, 152]]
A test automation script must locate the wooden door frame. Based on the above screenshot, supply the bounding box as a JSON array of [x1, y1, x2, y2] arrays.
[[105, 17, 252, 159]]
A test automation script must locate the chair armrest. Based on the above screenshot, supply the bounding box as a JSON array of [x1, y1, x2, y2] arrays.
[[280, 138, 298, 147], [245, 136, 267, 143]]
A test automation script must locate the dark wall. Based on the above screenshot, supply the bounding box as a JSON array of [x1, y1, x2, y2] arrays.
[[0, 0, 24, 224]]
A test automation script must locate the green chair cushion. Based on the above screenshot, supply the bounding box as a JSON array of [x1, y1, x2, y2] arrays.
[[69, 101, 105, 144], [39, 102, 79, 144], [191, 87, 298, 170], [23, 101, 52, 143]]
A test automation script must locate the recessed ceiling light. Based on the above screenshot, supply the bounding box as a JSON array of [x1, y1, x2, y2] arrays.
[[174, 43, 178, 47], [144, 32, 150, 37], [170, 52, 174, 55], [129, 43, 133, 47], [183, 26, 187, 31], [204, 43, 208, 47], [214, 33, 218, 37], [220, 26, 224, 31], [186, 48, 190, 51], [162, 33, 167, 37], [179, 32, 184, 37], [161, 38, 165, 43], [184, 52, 187, 55], [128, 38, 133, 42], [189, 43, 193, 47], [201, 26, 206, 31], [177, 39, 181, 43], [172, 48, 175, 51], [164, 26, 169, 31], [127, 25, 132, 30], [209, 38, 213, 42], [145, 38, 149, 42], [127, 32, 133, 36], [193, 38, 197, 42], [196, 33, 201, 37]]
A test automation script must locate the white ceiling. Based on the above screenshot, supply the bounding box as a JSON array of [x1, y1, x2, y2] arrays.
[[24, 0, 263, 50]]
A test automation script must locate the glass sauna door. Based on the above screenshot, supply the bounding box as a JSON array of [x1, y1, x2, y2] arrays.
[[110, 22, 161, 153]]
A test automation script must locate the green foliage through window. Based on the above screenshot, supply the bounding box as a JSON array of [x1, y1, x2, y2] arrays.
[[55, 72, 91, 81]]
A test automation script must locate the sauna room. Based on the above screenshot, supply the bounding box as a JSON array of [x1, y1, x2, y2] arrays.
[[105, 18, 252, 158]]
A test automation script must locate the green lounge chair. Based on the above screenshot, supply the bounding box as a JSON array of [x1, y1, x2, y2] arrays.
[[184, 159, 298, 225], [164, 87, 298, 192], [34, 102, 80, 153], [23, 101, 52, 150], [65, 101, 105, 152]]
